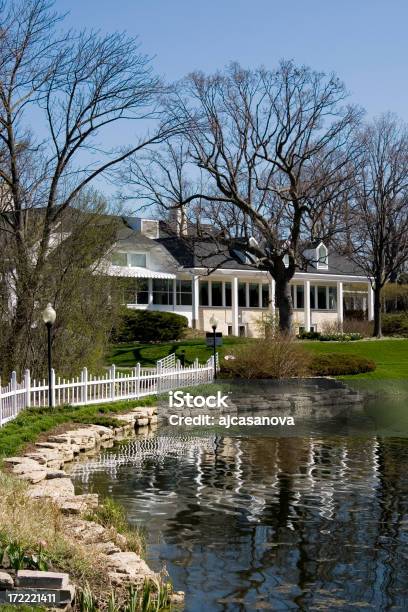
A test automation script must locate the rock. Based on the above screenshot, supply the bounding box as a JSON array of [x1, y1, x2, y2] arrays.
[[17, 469, 47, 484], [56, 493, 99, 514], [107, 552, 154, 585], [171, 591, 185, 605], [135, 417, 149, 427], [94, 541, 121, 555], [16, 570, 69, 589], [45, 470, 71, 479], [149, 415, 158, 425], [35, 442, 74, 463], [27, 477, 75, 499], [0, 571, 14, 588]]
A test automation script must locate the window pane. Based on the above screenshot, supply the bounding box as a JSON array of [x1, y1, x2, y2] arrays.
[[212, 281, 223, 306], [129, 253, 146, 267], [328, 286, 337, 310], [317, 286, 327, 309], [262, 285, 269, 308], [225, 282, 232, 307], [296, 285, 304, 309], [249, 283, 259, 307], [310, 286, 316, 309], [111, 252, 127, 266], [136, 279, 149, 304], [318, 245, 328, 266], [177, 280, 192, 306], [200, 281, 209, 306], [238, 282, 246, 307], [153, 279, 173, 305]]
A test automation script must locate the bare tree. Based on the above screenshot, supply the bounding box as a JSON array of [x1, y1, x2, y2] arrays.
[[158, 61, 361, 331], [0, 0, 178, 372], [344, 114, 408, 337]]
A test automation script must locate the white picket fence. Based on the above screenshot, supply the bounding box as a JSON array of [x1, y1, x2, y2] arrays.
[[0, 354, 216, 427]]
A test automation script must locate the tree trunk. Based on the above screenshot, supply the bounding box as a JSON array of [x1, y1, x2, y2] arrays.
[[275, 277, 293, 333], [373, 285, 382, 338]]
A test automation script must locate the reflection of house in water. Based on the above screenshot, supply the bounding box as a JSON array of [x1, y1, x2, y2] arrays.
[[71, 432, 408, 609]]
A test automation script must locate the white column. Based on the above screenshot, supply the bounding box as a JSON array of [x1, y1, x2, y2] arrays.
[[337, 281, 344, 329], [148, 278, 153, 306], [192, 275, 199, 329], [232, 277, 239, 336], [208, 280, 212, 307], [258, 283, 263, 308], [222, 282, 226, 307], [304, 279, 311, 331], [172, 278, 177, 311], [245, 282, 249, 308], [269, 277, 276, 316], [368, 282, 374, 321]]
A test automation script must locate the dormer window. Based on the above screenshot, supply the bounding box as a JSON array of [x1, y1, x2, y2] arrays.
[[316, 243, 328, 270], [111, 251, 147, 268]]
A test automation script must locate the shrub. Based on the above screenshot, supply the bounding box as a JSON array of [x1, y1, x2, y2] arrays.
[[221, 336, 310, 379], [112, 309, 188, 343], [298, 330, 321, 340], [319, 332, 362, 341], [343, 318, 373, 337], [309, 353, 376, 376], [382, 313, 408, 337]]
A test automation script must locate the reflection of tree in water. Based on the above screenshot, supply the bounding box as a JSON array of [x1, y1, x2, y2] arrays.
[[72, 434, 408, 610]]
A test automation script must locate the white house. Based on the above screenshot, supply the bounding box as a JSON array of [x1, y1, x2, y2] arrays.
[[102, 216, 374, 337]]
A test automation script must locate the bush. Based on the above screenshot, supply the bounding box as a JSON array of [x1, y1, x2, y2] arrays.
[[221, 336, 310, 379], [319, 332, 362, 342], [298, 330, 321, 340], [112, 309, 188, 343], [382, 313, 408, 337], [309, 353, 376, 376], [343, 318, 373, 337]]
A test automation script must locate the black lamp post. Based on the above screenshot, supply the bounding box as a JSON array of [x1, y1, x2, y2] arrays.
[[42, 303, 56, 408], [209, 315, 218, 380]]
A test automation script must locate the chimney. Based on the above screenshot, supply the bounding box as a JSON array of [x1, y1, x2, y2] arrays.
[[169, 206, 188, 236]]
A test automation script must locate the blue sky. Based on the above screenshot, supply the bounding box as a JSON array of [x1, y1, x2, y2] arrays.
[[52, 0, 408, 198]]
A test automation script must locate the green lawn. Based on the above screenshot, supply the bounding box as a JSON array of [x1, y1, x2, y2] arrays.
[[108, 337, 408, 383], [107, 336, 251, 368], [302, 338, 408, 380]]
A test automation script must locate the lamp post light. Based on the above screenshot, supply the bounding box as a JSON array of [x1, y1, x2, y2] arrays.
[[209, 315, 218, 380], [42, 303, 56, 408]]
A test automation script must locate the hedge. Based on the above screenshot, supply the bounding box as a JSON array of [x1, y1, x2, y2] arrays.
[[112, 309, 188, 343], [309, 353, 376, 376]]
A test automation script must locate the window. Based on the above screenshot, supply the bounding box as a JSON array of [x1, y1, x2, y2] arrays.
[[249, 283, 259, 307], [176, 280, 192, 305], [111, 251, 127, 266], [225, 282, 232, 307], [111, 252, 147, 267], [238, 282, 246, 307], [212, 281, 223, 306], [262, 285, 269, 308], [136, 279, 149, 304], [152, 279, 173, 305], [317, 286, 327, 309], [328, 286, 337, 309], [310, 285, 316, 309], [296, 285, 304, 309], [129, 253, 147, 268], [317, 244, 328, 269], [199, 281, 209, 306], [227, 325, 233, 336]]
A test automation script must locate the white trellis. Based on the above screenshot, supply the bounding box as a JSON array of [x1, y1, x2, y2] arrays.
[[0, 354, 216, 427]]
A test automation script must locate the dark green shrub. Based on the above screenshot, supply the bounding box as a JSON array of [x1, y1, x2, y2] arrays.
[[112, 309, 188, 343], [309, 353, 376, 376], [298, 330, 321, 340], [382, 313, 408, 337]]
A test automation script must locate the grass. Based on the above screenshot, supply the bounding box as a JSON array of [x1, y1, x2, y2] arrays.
[[107, 336, 250, 368], [302, 338, 408, 380], [108, 336, 408, 380], [0, 398, 156, 462]]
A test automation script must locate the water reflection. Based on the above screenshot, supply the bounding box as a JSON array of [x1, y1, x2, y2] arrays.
[[72, 418, 408, 611]]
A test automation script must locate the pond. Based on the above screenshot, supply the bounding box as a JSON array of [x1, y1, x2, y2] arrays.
[[71, 410, 408, 611]]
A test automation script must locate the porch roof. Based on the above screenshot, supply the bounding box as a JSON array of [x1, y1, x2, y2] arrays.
[[105, 265, 176, 279]]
